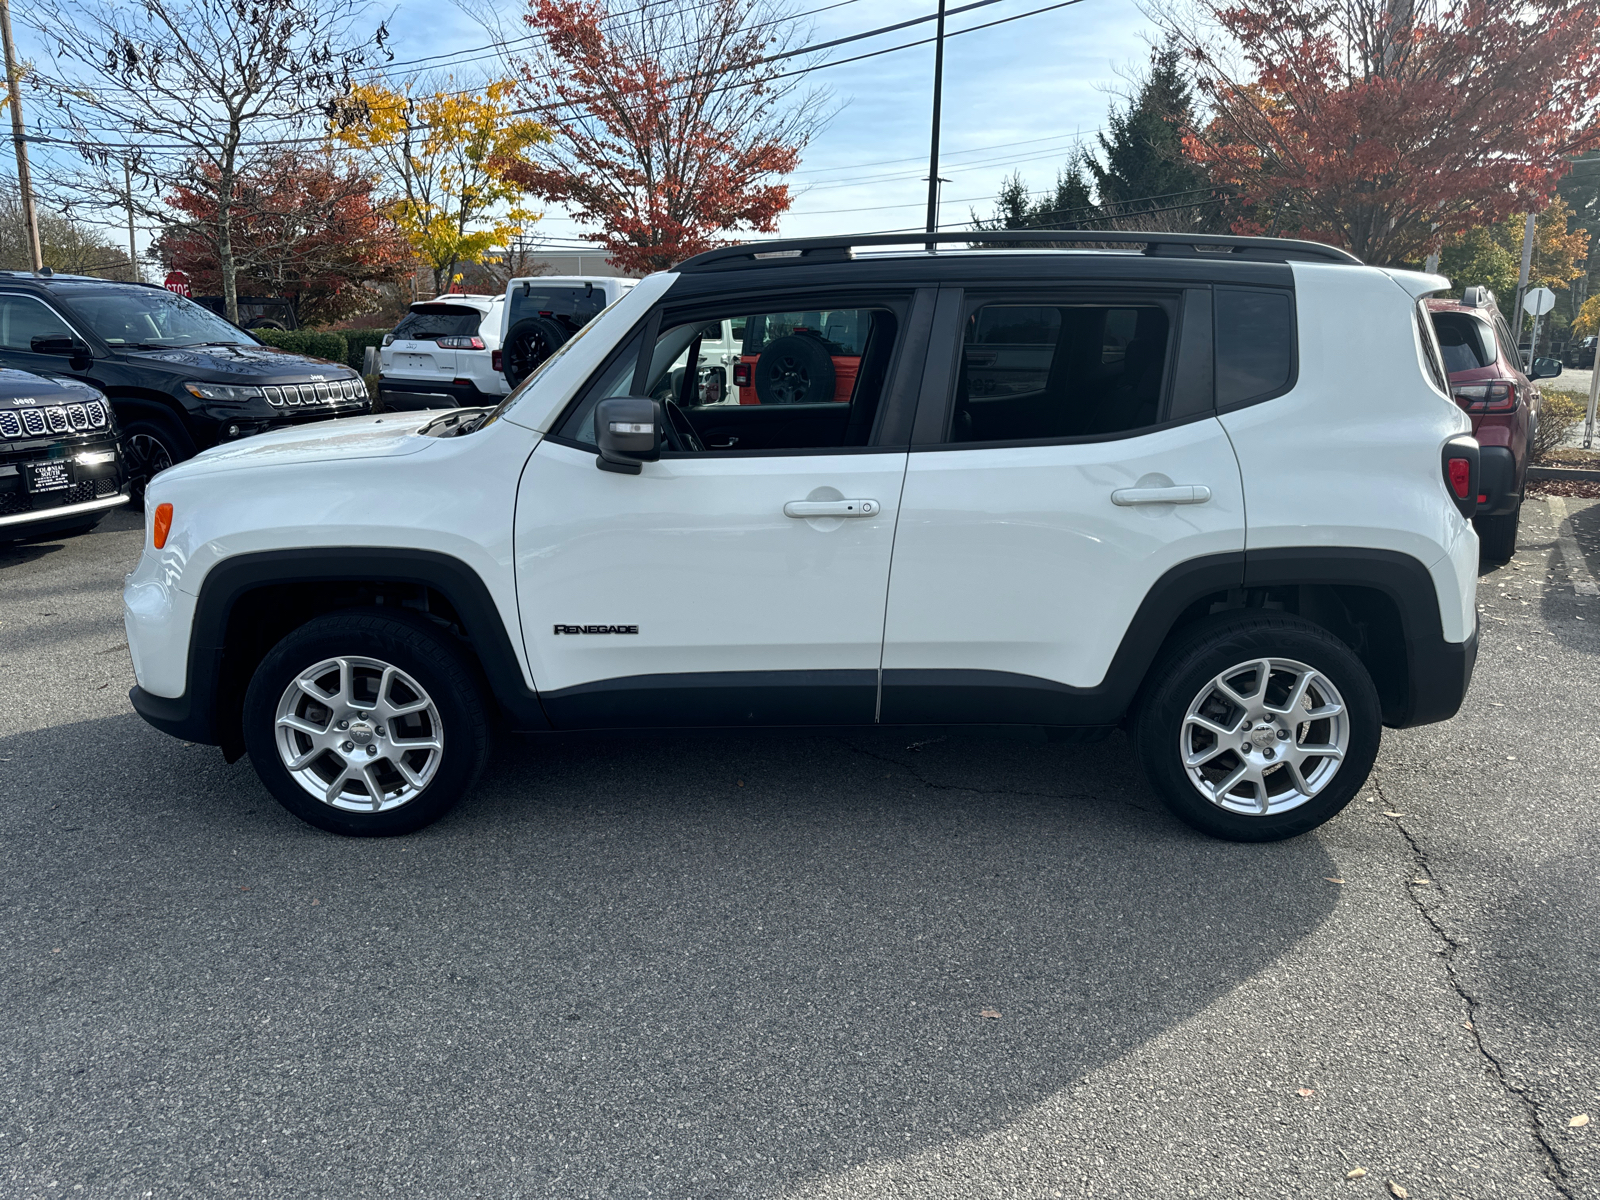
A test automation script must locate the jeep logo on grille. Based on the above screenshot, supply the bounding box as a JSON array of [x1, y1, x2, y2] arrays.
[[553, 624, 639, 635]]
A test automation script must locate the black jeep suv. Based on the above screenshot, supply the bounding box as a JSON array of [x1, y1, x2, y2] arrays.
[[0, 366, 127, 541], [0, 273, 369, 496]]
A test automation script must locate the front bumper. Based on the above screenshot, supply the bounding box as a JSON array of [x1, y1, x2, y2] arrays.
[[0, 433, 128, 537]]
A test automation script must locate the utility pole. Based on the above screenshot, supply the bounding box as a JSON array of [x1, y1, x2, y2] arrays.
[[123, 162, 138, 282], [924, 0, 947, 250], [0, 0, 42, 272]]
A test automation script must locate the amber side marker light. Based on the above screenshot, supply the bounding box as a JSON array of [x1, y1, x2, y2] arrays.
[[152, 503, 173, 549]]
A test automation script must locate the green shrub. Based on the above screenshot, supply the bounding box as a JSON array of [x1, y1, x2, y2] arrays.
[[1535, 390, 1588, 460], [252, 328, 348, 365], [342, 329, 391, 372]]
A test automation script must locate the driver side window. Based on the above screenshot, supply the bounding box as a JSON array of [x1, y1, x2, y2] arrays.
[[556, 298, 906, 454]]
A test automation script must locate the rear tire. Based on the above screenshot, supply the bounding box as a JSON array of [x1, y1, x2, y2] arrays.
[[1475, 491, 1522, 564], [242, 610, 491, 836], [754, 334, 835, 405], [1135, 613, 1381, 842]]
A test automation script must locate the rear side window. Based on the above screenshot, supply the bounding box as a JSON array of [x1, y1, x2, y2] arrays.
[[1215, 287, 1294, 408], [507, 285, 608, 332], [393, 304, 482, 340], [1431, 311, 1497, 374], [948, 299, 1173, 443]]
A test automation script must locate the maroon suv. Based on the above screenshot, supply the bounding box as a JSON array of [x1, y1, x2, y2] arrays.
[[1427, 286, 1562, 563]]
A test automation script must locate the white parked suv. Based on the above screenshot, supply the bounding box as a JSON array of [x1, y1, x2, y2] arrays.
[[124, 232, 1481, 843], [378, 294, 506, 410]]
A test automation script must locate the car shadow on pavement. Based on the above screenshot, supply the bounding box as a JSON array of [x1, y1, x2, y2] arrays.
[[0, 716, 1340, 1198], [0, 538, 65, 569]]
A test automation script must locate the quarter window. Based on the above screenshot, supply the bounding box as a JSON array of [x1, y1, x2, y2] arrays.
[[1215, 287, 1294, 408], [1430, 311, 1496, 374], [948, 300, 1173, 443]]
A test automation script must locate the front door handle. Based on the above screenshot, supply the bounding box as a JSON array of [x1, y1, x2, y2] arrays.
[[784, 499, 881, 518], [1110, 485, 1212, 506]]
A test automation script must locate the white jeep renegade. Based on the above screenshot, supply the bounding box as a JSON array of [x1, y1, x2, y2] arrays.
[[123, 232, 1481, 842]]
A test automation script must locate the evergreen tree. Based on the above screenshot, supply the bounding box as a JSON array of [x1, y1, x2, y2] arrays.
[[1089, 40, 1216, 226]]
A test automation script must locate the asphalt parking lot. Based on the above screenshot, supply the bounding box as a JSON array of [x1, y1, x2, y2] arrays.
[[3, 498, 1599, 1200]]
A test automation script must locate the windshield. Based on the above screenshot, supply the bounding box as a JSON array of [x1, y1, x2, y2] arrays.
[[55, 284, 256, 348]]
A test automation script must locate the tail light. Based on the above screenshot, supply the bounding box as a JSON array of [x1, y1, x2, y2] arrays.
[[1441, 436, 1480, 519], [732, 362, 752, 387], [435, 336, 486, 350], [491, 350, 503, 372], [381, 333, 393, 347], [1451, 381, 1516, 413]]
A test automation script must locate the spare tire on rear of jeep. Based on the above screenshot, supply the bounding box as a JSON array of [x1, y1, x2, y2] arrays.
[[754, 333, 835, 405], [502, 316, 570, 389]]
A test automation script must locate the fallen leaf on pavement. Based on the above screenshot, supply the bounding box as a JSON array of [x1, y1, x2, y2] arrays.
[[1572, 1113, 1590, 1128], [1383, 811, 1406, 818], [980, 1009, 1001, 1019], [1388, 1182, 1408, 1198], [1324, 877, 1345, 883], [1346, 1167, 1367, 1179], [1296, 1087, 1314, 1097]]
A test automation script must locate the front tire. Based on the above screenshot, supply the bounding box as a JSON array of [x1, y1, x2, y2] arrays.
[[121, 415, 192, 504], [1136, 613, 1381, 842], [242, 611, 491, 836]]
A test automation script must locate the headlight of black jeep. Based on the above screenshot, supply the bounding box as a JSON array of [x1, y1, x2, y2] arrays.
[[183, 381, 266, 404]]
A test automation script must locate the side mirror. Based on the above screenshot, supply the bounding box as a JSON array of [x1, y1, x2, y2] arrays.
[[594, 396, 661, 474], [31, 334, 91, 361], [1532, 356, 1563, 380]]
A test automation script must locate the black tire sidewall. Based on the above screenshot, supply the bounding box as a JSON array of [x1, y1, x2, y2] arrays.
[[242, 611, 490, 836], [121, 415, 193, 501], [754, 334, 835, 404], [1136, 614, 1381, 842]]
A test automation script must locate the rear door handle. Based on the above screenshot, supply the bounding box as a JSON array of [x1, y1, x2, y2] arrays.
[[1110, 485, 1212, 506], [784, 499, 881, 518]]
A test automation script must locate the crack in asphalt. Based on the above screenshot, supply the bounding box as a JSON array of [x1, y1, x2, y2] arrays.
[[1375, 780, 1576, 1199], [838, 737, 1157, 814]]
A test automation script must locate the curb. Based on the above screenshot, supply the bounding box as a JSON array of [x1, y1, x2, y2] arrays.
[[1528, 465, 1600, 483]]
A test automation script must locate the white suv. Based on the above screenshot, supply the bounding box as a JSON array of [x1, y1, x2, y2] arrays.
[[499, 276, 636, 390], [378, 295, 506, 410], [124, 232, 1481, 843]]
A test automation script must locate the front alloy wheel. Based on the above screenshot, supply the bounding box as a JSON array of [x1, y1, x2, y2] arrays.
[[274, 655, 444, 813], [243, 611, 490, 836]]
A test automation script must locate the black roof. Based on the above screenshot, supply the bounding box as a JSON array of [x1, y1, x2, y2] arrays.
[[0, 270, 163, 289]]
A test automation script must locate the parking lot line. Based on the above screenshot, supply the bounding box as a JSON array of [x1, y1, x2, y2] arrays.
[[1545, 495, 1600, 596]]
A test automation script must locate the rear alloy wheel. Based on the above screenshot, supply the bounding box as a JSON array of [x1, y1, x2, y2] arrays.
[[1136, 613, 1380, 841], [243, 611, 490, 836]]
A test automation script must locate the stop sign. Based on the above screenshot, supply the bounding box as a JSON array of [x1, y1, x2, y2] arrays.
[[163, 270, 191, 297]]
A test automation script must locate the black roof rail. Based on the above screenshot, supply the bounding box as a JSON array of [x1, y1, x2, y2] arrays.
[[674, 229, 1363, 272]]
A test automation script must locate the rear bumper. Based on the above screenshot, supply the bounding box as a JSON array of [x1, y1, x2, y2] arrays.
[[378, 378, 499, 411], [1476, 446, 1521, 516], [1395, 614, 1479, 728]]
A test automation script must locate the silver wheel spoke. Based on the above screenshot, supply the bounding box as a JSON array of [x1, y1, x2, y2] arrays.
[[1186, 712, 1243, 739], [382, 697, 432, 719], [324, 767, 353, 806], [395, 758, 429, 789], [1303, 702, 1343, 720], [362, 766, 386, 811], [389, 735, 442, 753], [285, 746, 323, 771], [1268, 671, 1314, 718], [278, 713, 328, 738], [1283, 758, 1315, 797], [1185, 740, 1231, 768], [1210, 761, 1249, 800]]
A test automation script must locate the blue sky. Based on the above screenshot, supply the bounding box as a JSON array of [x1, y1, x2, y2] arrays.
[[17, 0, 1157, 261]]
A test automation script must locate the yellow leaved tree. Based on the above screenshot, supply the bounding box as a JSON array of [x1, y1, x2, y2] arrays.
[[333, 78, 548, 295]]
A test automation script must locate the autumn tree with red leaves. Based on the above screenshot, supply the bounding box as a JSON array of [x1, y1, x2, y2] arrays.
[[501, 0, 829, 273], [155, 151, 412, 326], [1155, 0, 1600, 263]]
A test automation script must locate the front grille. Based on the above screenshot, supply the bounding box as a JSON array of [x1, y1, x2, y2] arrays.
[[0, 476, 111, 517], [265, 377, 365, 407], [0, 401, 110, 442]]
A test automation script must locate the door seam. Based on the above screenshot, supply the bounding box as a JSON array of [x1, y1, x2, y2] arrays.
[[874, 450, 913, 723]]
